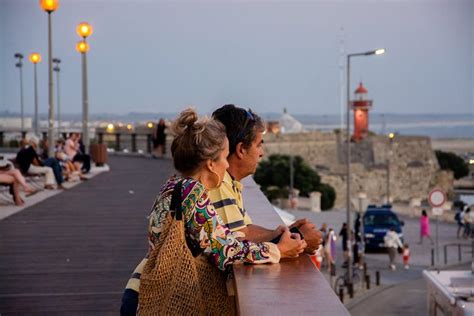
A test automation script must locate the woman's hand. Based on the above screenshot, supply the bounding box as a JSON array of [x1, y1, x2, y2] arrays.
[[277, 228, 307, 258]]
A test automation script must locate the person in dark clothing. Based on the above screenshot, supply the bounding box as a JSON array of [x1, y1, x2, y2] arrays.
[[16, 136, 62, 189], [353, 214, 363, 266], [339, 223, 348, 266], [75, 134, 91, 173], [152, 118, 166, 158]]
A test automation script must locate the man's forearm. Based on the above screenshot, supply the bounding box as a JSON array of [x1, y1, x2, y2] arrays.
[[238, 224, 278, 243]]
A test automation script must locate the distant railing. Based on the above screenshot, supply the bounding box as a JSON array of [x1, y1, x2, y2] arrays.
[[0, 129, 171, 155], [442, 242, 474, 266]]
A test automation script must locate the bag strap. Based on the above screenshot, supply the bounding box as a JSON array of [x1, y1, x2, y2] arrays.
[[170, 180, 183, 221], [169, 179, 204, 257]]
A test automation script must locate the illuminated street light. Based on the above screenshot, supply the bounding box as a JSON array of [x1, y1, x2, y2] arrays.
[[39, 0, 59, 157], [76, 22, 93, 38], [76, 41, 89, 53], [345, 47, 385, 287], [76, 21, 93, 154], [147, 122, 154, 129], [29, 52, 42, 135], [39, 0, 59, 12]]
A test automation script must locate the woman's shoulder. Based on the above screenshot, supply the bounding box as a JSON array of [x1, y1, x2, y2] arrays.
[[159, 176, 207, 201]]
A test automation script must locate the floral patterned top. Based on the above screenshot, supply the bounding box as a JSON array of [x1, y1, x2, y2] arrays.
[[147, 176, 280, 271]]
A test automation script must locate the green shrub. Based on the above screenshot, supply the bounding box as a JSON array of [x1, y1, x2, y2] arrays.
[[254, 154, 336, 210], [435, 150, 469, 180], [316, 183, 336, 210], [9, 139, 20, 148]]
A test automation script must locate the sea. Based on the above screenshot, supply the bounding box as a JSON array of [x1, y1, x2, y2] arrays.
[[283, 113, 474, 139]]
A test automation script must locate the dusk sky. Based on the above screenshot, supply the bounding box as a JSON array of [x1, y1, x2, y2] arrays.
[[0, 0, 473, 116]]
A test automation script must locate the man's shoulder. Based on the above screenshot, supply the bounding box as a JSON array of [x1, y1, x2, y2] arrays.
[[210, 172, 236, 197]]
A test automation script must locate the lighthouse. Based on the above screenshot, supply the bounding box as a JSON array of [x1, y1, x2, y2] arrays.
[[350, 82, 373, 141]]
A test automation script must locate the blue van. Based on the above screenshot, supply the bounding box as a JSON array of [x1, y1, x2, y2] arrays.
[[363, 205, 404, 251]]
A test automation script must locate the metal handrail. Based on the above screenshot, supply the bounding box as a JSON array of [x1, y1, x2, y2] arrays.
[[442, 242, 474, 265]]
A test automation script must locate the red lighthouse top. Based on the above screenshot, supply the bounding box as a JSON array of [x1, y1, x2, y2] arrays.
[[355, 82, 368, 94]]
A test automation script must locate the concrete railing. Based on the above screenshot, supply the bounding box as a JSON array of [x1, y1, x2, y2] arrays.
[[0, 129, 162, 155], [237, 177, 349, 315]]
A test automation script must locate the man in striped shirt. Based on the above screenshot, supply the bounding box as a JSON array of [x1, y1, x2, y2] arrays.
[[210, 104, 322, 246]]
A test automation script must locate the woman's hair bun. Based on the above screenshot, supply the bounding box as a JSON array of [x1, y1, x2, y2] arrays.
[[170, 107, 227, 174], [171, 107, 198, 136]]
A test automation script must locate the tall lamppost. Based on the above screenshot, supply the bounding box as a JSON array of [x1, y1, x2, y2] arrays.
[[14, 53, 25, 131], [76, 22, 93, 154], [39, 0, 59, 157], [29, 52, 42, 136], [53, 58, 61, 136], [386, 132, 395, 204], [346, 48, 385, 287]]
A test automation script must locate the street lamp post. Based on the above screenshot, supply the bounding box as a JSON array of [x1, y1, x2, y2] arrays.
[[346, 48, 385, 286], [29, 53, 42, 136], [53, 58, 61, 136], [14, 53, 25, 132], [76, 22, 93, 154], [39, 0, 59, 157], [387, 132, 395, 204]]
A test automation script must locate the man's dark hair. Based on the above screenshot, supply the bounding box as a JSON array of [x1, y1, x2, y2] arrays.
[[212, 104, 265, 155]]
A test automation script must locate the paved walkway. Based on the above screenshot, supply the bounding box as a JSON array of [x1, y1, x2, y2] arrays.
[[286, 209, 473, 313], [0, 156, 174, 314]]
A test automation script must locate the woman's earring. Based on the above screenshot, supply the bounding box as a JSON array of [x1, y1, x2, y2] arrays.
[[210, 170, 221, 189]]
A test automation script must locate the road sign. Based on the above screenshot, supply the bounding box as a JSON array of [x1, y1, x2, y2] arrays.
[[432, 207, 444, 216], [428, 188, 446, 208]]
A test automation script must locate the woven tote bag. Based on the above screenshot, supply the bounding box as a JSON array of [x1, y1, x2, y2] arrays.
[[139, 181, 236, 315]]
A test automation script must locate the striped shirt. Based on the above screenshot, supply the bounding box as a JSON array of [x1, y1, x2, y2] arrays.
[[209, 171, 252, 231]]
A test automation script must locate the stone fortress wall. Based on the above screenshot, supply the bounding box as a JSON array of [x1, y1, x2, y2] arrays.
[[262, 131, 453, 209]]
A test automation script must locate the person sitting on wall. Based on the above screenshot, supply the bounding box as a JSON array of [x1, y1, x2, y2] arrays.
[[0, 160, 26, 206], [15, 136, 61, 190], [64, 133, 91, 174]]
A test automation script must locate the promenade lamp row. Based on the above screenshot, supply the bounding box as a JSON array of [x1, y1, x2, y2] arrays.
[[76, 21, 93, 154], [13, 0, 93, 154]]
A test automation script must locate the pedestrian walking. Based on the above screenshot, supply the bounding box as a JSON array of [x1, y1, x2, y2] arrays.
[[384, 227, 403, 271], [152, 118, 166, 158], [324, 228, 337, 273], [402, 243, 410, 269], [455, 207, 465, 239], [419, 209, 433, 244], [339, 223, 348, 266], [320, 223, 328, 267], [462, 207, 472, 238]]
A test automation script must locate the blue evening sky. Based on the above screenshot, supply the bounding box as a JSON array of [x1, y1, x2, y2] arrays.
[[0, 0, 473, 115]]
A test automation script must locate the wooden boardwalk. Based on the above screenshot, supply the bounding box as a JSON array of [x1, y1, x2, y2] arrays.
[[0, 156, 175, 315]]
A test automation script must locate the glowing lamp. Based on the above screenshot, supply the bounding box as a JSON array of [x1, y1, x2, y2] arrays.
[[29, 53, 42, 64], [76, 22, 93, 38], [76, 41, 89, 53], [39, 0, 59, 12]]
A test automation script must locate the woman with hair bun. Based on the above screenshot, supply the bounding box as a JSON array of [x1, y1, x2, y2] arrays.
[[121, 108, 306, 315]]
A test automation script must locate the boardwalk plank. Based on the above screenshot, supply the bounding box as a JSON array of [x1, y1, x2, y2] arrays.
[[0, 156, 174, 314]]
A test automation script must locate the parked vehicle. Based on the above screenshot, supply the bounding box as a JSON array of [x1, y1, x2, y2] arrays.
[[363, 205, 404, 251]]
